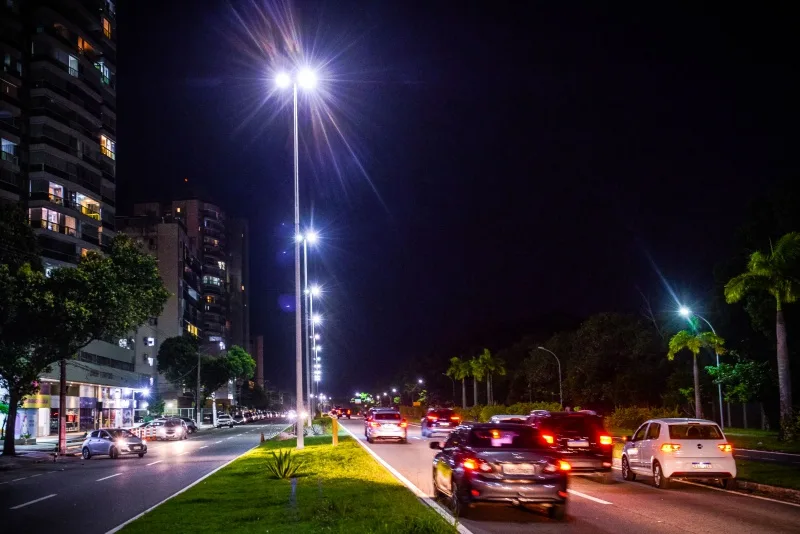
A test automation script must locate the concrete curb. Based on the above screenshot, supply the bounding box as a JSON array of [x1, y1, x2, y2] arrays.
[[339, 423, 474, 534]]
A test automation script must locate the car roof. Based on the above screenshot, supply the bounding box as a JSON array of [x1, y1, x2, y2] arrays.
[[649, 418, 719, 424], [460, 422, 533, 431]]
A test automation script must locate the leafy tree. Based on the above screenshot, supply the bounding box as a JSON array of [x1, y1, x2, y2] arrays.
[[724, 232, 800, 436], [226, 345, 256, 404], [157, 336, 201, 387], [667, 330, 727, 418], [706, 354, 771, 428], [0, 204, 41, 272], [0, 233, 168, 455], [446, 357, 471, 409], [476, 348, 505, 405], [470, 355, 486, 407]]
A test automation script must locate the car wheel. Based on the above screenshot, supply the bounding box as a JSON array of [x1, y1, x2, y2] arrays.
[[82, 447, 91, 460], [621, 456, 635, 481], [400, 438, 407, 444], [229, 424, 233, 428], [138, 452, 145, 458], [110, 446, 119, 460], [450, 481, 470, 518], [549, 504, 567, 521], [367, 436, 373, 444], [653, 462, 669, 489], [720, 478, 736, 490]]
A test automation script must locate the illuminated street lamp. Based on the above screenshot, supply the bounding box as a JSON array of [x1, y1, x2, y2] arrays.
[[275, 67, 319, 450], [679, 306, 724, 429]]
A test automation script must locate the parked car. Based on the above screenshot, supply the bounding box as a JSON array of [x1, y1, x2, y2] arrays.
[[82, 428, 147, 459], [430, 423, 569, 519], [233, 413, 247, 425], [366, 410, 408, 443], [525, 410, 613, 482], [216, 414, 234, 428], [421, 408, 461, 437], [180, 417, 198, 434], [621, 418, 736, 489]]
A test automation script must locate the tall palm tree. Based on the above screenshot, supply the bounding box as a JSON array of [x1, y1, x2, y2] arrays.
[[725, 231, 800, 432], [446, 357, 470, 409], [477, 348, 506, 405], [668, 330, 727, 418], [470, 355, 485, 406]]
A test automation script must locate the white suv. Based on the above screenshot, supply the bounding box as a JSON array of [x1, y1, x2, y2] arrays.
[[216, 414, 234, 428], [621, 418, 736, 489]]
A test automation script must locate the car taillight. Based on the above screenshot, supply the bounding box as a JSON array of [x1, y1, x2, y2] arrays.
[[558, 460, 571, 471], [427, 415, 438, 421], [718, 443, 733, 452], [462, 458, 493, 472], [599, 435, 613, 446], [369, 422, 381, 428], [542, 434, 555, 445], [661, 443, 681, 452], [400, 420, 408, 428], [450, 416, 461, 421]]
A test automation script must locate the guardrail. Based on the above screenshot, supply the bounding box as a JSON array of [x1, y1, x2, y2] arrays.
[[129, 426, 158, 441]]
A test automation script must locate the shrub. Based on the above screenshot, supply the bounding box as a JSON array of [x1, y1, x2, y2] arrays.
[[399, 406, 427, 420], [604, 406, 681, 434], [264, 448, 304, 479]]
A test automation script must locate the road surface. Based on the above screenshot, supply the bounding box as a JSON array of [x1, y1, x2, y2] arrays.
[[0, 422, 287, 534], [340, 418, 800, 534]]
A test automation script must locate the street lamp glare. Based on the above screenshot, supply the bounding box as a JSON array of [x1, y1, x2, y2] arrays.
[[312, 314, 322, 324], [679, 306, 692, 317], [306, 231, 319, 245], [392, 388, 397, 393], [310, 285, 321, 297], [298, 68, 317, 89], [314, 334, 320, 340], [418, 378, 423, 384], [275, 72, 291, 88]]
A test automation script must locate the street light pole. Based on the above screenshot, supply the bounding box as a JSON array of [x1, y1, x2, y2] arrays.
[[536, 347, 563, 408], [680, 308, 724, 430], [302, 238, 311, 428], [291, 81, 304, 449]]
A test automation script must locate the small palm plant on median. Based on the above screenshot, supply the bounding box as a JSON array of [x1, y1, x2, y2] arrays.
[[265, 448, 305, 479]]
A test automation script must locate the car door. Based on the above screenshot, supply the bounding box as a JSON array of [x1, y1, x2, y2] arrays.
[[435, 431, 463, 494], [87, 430, 100, 453], [639, 422, 662, 471], [97, 430, 111, 455], [626, 423, 649, 470]]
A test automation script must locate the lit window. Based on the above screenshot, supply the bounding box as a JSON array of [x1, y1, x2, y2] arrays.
[[95, 61, 110, 85], [1, 138, 17, 164], [103, 18, 112, 39], [100, 135, 115, 160], [217, 261, 226, 270], [186, 322, 198, 337], [202, 275, 222, 286], [241, 285, 245, 291], [80, 248, 89, 257], [68, 55, 78, 77], [147, 357, 154, 367], [176, 207, 181, 213]]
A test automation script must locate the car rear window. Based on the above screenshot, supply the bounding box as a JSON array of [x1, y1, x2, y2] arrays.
[[668, 424, 723, 440], [430, 409, 456, 418], [375, 413, 401, 420], [468, 427, 544, 449], [544, 415, 604, 434]]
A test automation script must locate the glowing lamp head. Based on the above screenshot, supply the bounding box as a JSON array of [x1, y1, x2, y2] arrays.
[[306, 231, 319, 245], [141, 388, 150, 398], [297, 68, 317, 89], [312, 314, 322, 325], [310, 285, 321, 297], [275, 72, 291, 89], [679, 306, 691, 317]]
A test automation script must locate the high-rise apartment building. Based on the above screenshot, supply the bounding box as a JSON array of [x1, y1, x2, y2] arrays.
[[1, 1, 155, 440], [228, 218, 250, 354]]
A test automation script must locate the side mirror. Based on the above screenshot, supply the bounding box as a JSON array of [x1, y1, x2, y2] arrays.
[[429, 441, 442, 450], [625, 436, 633, 443]]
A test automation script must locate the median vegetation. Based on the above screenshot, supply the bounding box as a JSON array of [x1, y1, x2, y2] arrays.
[[121, 435, 456, 534]]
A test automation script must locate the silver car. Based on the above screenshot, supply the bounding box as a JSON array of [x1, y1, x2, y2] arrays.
[[366, 410, 408, 443], [81, 428, 147, 459]]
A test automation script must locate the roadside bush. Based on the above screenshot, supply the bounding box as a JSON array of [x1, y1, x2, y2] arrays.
[[399, 406, 427, 420], [479, 402, 562, 422], [604, 406, 681, 434], [264, 448, 304, 479]]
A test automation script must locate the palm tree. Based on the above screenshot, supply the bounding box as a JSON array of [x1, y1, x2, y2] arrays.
[[477, 348, 506, 405], [470, 355, 485, 406], [446, 357, 470, 409], [725, 232, 800, 433], [668, 330, 726, 418]]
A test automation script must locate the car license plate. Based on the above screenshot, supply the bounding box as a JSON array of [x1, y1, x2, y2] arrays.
[[568, 440, 589, 448], [503, 463, 536, 475], [692, 462, 711, 469], [440, 423, 449, 427], [384, 424, 396, 428]]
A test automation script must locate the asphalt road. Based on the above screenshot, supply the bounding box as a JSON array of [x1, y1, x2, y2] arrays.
[[0, 422, 288, 534], [340, 419, 800, 534]]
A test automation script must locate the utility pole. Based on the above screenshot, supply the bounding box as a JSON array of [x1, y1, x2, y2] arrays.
[[196, 352, 201, 423], [58, 359, 66, 455]]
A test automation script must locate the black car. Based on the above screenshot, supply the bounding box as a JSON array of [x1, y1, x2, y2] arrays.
[[180, 417, 198, 434], [525, 411, 614, 481], [430, 423, 569, 519], [421, 408, 461, 437]]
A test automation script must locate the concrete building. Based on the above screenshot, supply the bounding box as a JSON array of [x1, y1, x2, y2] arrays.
[[228, 218, 250, 355]]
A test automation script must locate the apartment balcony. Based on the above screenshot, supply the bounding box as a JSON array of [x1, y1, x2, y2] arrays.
[[203, 283, 223, 295], [203, 245, 225, 260], [1, 148, 18, 167], [27, 192, 100, 223], [31, 218, 78, 238], [0, 116, 21, 138]]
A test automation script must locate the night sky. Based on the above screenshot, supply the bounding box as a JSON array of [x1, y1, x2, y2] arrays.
[[118, 1, 796, 396]]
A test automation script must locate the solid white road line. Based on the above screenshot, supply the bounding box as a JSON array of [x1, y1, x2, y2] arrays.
[[96, 473, 123, 482], [10, 494, 57, 510], [146, 460, 162, 466], [176, 451, 190, 456], [11, 476, 29, 482], [567, 489, 612, 505], [30, 474, 42, 478], [198, 446, 208, 450], [214, 440, 222, 444]]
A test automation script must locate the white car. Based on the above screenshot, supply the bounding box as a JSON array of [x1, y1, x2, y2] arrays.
[[621, 418, 736, 489], [488, 414, 528, 423]]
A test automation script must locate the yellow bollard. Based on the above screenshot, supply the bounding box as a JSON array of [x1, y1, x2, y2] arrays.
[[332, 417, 339, 446]]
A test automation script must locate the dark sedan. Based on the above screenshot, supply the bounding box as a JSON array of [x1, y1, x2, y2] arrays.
[[430, 423, 570, 519]]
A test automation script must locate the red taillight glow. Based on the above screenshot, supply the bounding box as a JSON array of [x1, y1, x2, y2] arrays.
[[661, 443, 681, 453], [718, 443, 733, 452], [400, 420, 408, 428], [599, 435, 613, 446], [558, 460, 571, 471], [450, 416, 461, 421], [542, 434, 555, 445], [369, 422, 381, 428], [462, 459, 477, 470], [427, 416, 438, 421]]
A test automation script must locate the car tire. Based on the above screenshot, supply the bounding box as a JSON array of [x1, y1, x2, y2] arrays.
[[138, 452, 145, 458], [720, 478, 736, 490], [653, 462, 669, 489], [229, 424, 233, 428], [367, 436, 373, 444], [82, 447, 91, 460], [450, 481, 470, 518], [549, 504, 567, 521], [621, 457, 635, 481], [110, 446, 119, 460], [400, 438, 407, 444]]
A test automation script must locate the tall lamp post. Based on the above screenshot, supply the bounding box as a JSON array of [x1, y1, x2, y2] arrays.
[[299, 235, 318, 428], [276, 68, 317, 449], [679, 307, 724, 429], [536, 347, 563, 408]]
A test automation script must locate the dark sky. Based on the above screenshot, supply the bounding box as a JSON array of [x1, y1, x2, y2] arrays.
[[118, 1, 797, 396]]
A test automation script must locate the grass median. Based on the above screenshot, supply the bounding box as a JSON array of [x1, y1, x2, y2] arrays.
[[121, 434, 456, 534], [724, 428, 800, 454]]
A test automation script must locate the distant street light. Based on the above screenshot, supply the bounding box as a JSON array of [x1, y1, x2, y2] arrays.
[[312, 314, 322, 325], [536, 347, 563, 408], [275, 68, 319, 450], [391, 388, 397, 393], [678, 306, 724, 429], [418, 378, 424, 384]]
